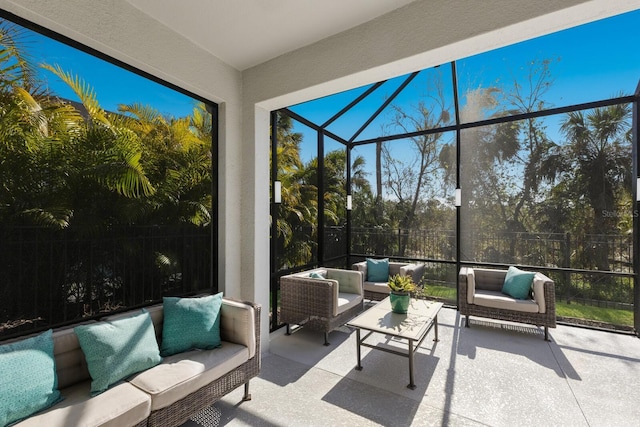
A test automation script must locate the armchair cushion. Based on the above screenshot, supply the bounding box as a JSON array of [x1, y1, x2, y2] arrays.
[[327, 269, 363, 295], [336, 292, 363, 315], [474, 290, 539, 313], [306, 270, 363, 314], [502, 266, 535, 299], [366, 258, 389, 282], [532, 273, 548, 314], [465, 267, 477, 304], [399, 264, 415, 277]]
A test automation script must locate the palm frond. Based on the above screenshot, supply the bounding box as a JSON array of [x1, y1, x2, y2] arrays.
[[0, 20, 36, 88], [118, 103, 167, 135], [86, 130, 155, 198], [19, 207, 73, 229], [41, 63, 111, 127]]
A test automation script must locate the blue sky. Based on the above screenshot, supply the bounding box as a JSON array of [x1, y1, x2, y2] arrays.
[[25, 29, 198, 118], [289, 8, 640, 165], [12, 8, 640, 157]]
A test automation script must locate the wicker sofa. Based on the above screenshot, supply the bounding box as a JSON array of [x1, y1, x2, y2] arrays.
[[458, 267, 556, 340], [10, 297, 260, 427], [352, 260, 425, 301], [280, 267, 364, 345]]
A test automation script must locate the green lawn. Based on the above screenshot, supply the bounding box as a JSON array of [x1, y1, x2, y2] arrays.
[[419, 284, 457, 301], [556, 301, 633, 327], [419, 284, 634, 328]]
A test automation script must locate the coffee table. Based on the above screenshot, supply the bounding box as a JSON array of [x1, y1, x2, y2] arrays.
[[346, 296, 443, 389]]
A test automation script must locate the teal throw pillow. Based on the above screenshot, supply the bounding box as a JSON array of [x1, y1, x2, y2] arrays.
[[502, 266, 536, 300], [75, 310, 162, 396], [161, 293, 223, 357], [367, 258, 390, 282], [0, 329, 62, 426], [309, 272, 325, 279]]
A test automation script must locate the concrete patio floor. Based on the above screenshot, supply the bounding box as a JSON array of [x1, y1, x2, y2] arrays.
[[185, 305, 640, 426]]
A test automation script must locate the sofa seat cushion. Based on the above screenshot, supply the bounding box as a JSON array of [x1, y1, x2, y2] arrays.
[[336, 292, 362, 315], [363, 281, 391, 295], [15, 380, 151, 427], [128, 342, 248, 411], [473, 290, 539, 313]]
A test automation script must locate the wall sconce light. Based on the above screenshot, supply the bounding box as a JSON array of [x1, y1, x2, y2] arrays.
[[346, 194, 353, 210], [274, 181, 282, 204], [637, 178, 640, 202], [455, 188, 461, 207]]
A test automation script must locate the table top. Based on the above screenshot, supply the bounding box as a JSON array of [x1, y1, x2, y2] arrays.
[[347, 297, 443, 341]]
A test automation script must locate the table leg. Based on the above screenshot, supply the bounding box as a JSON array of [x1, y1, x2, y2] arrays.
[[355, 328, 363, 371], [434, 314, 440, 342], [408, 338, 416, 389]]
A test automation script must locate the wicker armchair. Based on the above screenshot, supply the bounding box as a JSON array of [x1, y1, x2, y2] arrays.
[[352, 260, 425, 301], [458, 267, 556, 340], [280, 268, 364, 345]]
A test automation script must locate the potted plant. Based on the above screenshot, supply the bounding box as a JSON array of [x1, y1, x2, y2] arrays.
[[387, 274, 416, 314]]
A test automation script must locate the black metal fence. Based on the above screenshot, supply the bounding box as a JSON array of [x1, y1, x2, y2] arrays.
[[349, 228, 632, 270], [339, 227, 635, 306], [0, 225, 212, 340], [349, 227, 457, 261]]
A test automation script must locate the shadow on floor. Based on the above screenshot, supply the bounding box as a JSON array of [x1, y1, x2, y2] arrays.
[[456, 316, 580, 380]]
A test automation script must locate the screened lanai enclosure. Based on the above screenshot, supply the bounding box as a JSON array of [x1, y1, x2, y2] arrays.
[[269, 14, 640, 334], [0, 13, 217, 341]]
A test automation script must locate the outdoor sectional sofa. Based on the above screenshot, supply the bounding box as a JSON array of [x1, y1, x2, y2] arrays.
[[3, 296, 260, 427], [458, 267, 556, 340]]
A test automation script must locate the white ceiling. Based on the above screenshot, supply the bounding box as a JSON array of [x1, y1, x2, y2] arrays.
[[126, 0, 417, 71]]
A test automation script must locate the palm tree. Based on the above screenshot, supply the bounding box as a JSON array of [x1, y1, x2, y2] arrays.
[[0, 22, 81, 229], [43, 64, 155, 203], [117, 102, 213, 226], [272, 113, 317, 268], [552, 104, 632, 271]]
